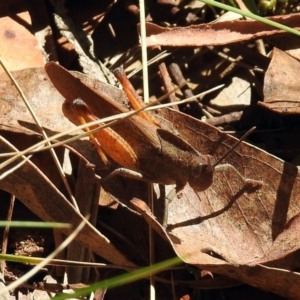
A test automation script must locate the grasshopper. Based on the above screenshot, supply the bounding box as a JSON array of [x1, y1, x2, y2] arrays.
[[45, 62, 260, 192]]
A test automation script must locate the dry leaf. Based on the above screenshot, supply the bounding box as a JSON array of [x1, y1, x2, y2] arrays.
[[258, 47, 300, 114], [0, 136, 134, 267], [0, 67, 135, 267], [148, 108, 300, 298], [0, 12, 44, 71], [143, 13, 300, 47]]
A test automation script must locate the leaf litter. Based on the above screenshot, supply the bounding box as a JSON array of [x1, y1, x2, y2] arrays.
[[144, 13, 300, 47], [1, 0, 300, 299]]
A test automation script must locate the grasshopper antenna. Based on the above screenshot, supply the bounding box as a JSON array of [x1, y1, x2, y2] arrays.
[[213, 126, 256, 167]]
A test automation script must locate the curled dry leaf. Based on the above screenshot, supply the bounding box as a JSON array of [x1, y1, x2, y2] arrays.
[[143, 13, 300, 47], [258, 47, 300, 114], [0, 67, 135, 267]]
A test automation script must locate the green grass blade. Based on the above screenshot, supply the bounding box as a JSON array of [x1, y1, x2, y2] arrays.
[[0, 221, 70, 228], [199, 0, 300, 37], [54, 256, 182, 299]]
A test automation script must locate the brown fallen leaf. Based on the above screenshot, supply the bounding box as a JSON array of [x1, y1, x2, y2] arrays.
[[143, 13, 300, 47], [0, 66, 148, 206], [0, 136, 134, 267], [0, 11, 44, 71], [136, 108, 300, 298], [0, 67, 136, 267], [258, 47, 300, 114]]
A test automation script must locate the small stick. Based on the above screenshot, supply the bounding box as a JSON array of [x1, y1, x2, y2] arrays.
[[158, 62, 178, 109]]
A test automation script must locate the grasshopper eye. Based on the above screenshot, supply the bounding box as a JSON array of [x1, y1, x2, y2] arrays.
[[189, 155, 213, 178], [188, 155, 214, 192], [190, 159, 204, 178]]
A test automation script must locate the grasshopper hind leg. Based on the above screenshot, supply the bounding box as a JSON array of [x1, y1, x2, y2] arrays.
[[99, 167, 155, 184]]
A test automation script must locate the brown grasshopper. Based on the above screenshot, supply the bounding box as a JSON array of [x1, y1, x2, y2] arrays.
[[45, 62, 260, 192]]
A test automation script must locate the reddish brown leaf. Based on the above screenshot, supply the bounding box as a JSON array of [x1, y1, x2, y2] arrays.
[[144, 14, 300, 47], [153, 108, 300, 298], [0, 68, 135, 267], [258, 47, 300, 114], [0, 12, 44, 71]]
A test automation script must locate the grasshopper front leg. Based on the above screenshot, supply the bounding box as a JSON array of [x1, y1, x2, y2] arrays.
[[215, 163, 263, 192]]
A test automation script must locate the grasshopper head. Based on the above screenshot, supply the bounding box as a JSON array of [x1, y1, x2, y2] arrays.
[[188, 155, 214, 192]]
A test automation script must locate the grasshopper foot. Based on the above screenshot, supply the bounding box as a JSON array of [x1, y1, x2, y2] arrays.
[[243, 178, 263, 193]]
